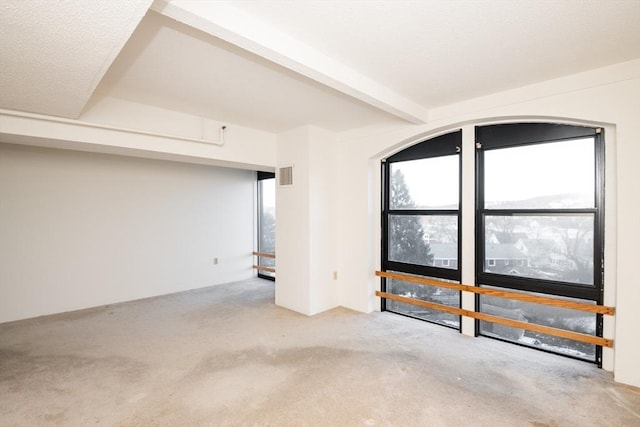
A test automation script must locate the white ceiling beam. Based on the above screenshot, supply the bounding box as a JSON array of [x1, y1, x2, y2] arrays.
[[151, 0, 429, 125]]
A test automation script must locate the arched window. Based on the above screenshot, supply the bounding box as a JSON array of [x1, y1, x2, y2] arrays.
[[380, 123, 607, 365], [381, 130, 462, 328]]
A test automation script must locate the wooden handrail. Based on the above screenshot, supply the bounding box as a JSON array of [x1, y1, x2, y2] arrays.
[[253, 251, 276, 259], [253, 265, 276, 273], [253, 252, 275, 275], [376, 291, 613, 348], [376, 271, 614, 316]]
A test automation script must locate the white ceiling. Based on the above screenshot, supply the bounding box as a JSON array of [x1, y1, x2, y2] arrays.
[[94, 11, 401, 133], [0, 0, 152, 118], [229, 0, 640, 108], [1, 0, 639, 133]]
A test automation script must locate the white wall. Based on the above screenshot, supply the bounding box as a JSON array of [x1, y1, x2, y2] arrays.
[[335, 60, 640, 387], [275, 126, 339, 315], [0, 143, 255, 323], [308, 126, 339, 314], [275, 127, 311, 313]]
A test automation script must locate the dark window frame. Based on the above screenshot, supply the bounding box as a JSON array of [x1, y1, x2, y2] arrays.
[[475, 123, 605, 364], [381, 130, 463, 326], [257, 171, 276, 281]]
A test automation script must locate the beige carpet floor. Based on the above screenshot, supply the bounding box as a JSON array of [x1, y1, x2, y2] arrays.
[[1, 277, 639, 426]]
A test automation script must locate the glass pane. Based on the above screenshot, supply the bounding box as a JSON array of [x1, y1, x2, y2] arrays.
[[389, 215, 457, 268], [390, 155, 459, 209], [479, 286, 596, 361], [386, 273, 460, 328], [258, 178, 276, 277], [484, 138, 595, 209], [484, 215, 594, 285]]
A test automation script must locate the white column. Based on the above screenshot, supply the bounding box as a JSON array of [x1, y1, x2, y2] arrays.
[[460, 125, 476, 336], [275, 126, 339, 316], [275, 127, 311, 314]]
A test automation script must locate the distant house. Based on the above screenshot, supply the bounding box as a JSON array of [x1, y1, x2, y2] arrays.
[[429, 243, 458, 269], [428, 242, 530, 274], [484, 243, 528, 274], [514, 238, 577, 273]]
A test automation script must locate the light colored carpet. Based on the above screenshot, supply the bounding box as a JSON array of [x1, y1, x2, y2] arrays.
[[1, 278, 638, 426]]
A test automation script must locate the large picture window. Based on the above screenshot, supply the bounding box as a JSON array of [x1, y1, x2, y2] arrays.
[[476, 123, 605, 363], [381, 131, 462, 328]]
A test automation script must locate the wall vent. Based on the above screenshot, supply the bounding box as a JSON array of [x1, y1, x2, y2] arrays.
[[278, 166, 294, 186]]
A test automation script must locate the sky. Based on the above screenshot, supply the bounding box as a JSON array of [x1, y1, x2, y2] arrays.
[[260, 178, 276, 209], [395, 137, 594, 208], [392, 154, 459, 208], [484, 137, 594, 206]]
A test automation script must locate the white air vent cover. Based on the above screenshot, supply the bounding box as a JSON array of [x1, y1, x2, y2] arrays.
[[278, 166, 294, 186]]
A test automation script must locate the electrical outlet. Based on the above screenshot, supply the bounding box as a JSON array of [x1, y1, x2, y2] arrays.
[[213, 257, 218, 265], [333, 271, 338, 280]]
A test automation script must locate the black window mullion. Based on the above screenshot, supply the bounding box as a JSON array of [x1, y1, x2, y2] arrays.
[[477, 123, 597, 150], [381, 160, 390, 301], [594, 130, 606, 302], [384, 261, 461, 281], [593, 130, 606, 366], [388, 209, 460, 216], [481, 208, 597, 216], [477, 272, 601, 300]]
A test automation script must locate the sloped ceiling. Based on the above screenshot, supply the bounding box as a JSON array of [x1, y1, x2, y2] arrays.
[[1, 0, 639, 132]]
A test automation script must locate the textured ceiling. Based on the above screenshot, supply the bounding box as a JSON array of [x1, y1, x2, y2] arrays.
[[229, 0, 640, 107], [1, 0, 639, 132], [0, 0, 152, 118]]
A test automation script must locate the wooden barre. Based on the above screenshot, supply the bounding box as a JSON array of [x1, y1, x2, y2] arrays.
[[376, 291, 613, 348], [253, 251, 276, 259], [376, 271, 614, 316], [253, 265, 276, 273]]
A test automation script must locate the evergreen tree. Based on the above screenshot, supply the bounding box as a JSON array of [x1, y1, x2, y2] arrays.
[[389, 169, 434, 266], [259, 211, 276, 270], [260, 211, 276, 254]]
